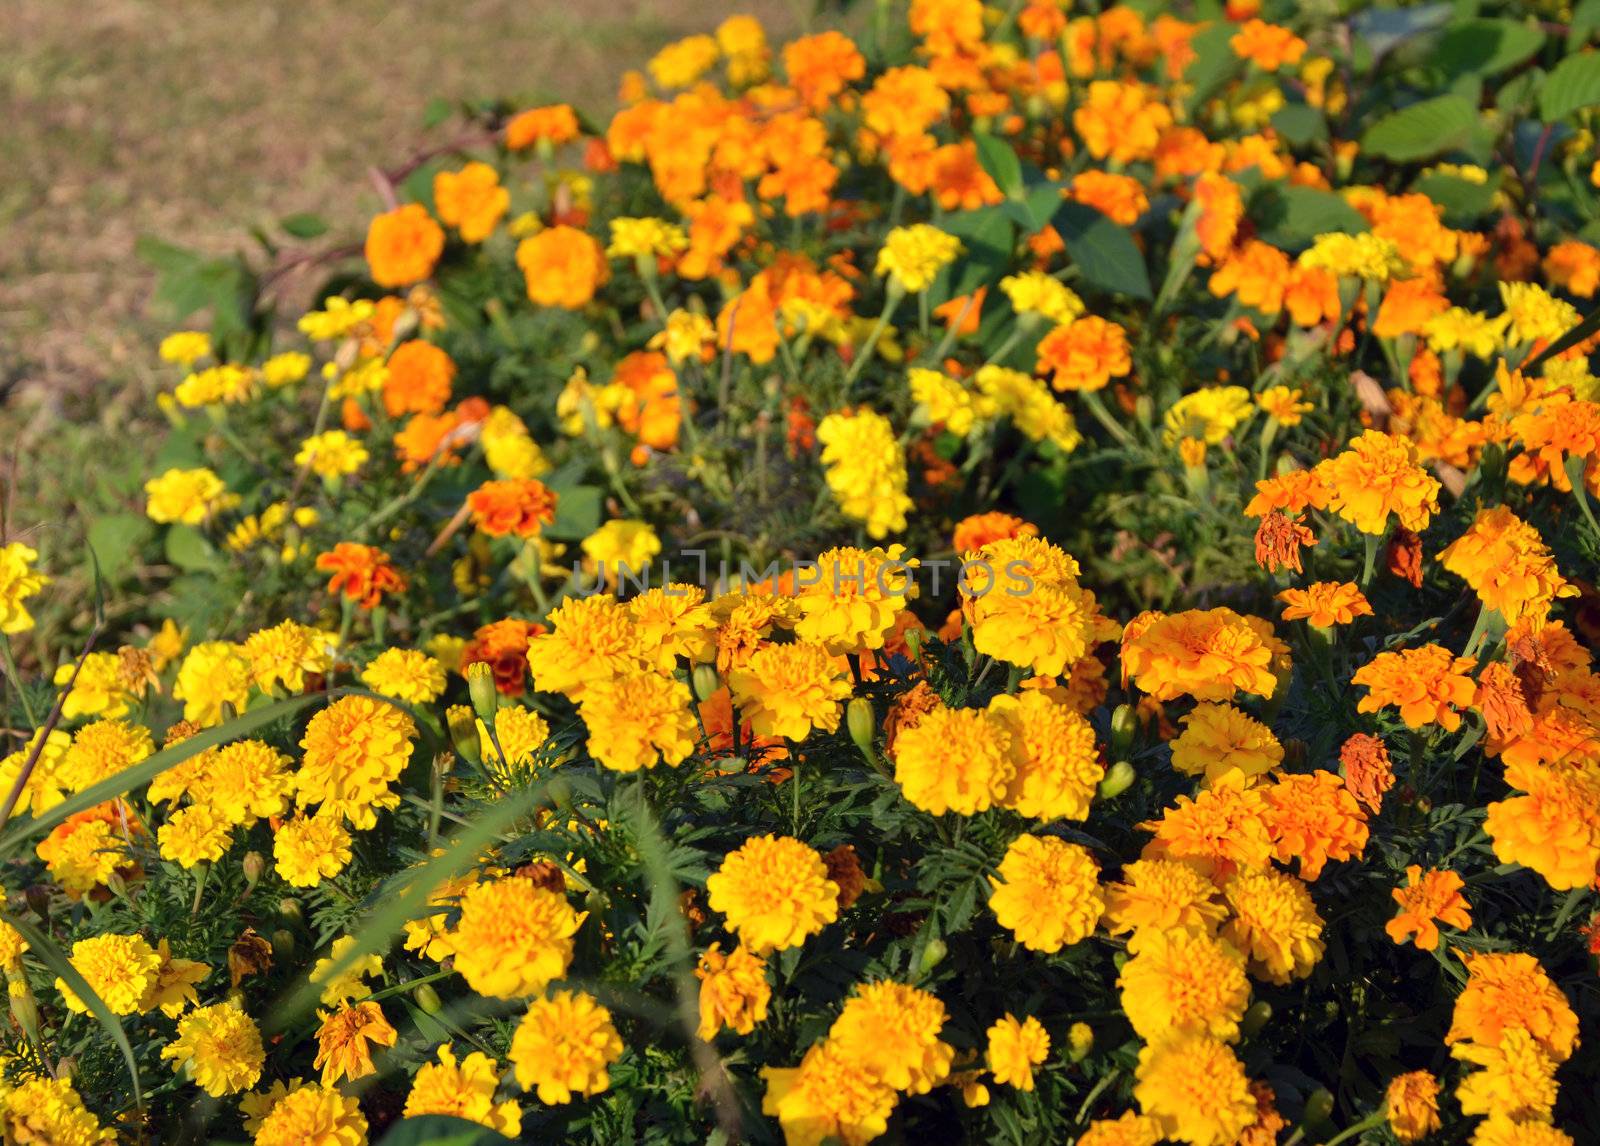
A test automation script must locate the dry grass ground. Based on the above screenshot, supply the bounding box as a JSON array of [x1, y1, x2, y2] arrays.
[[0, 0, 793, 614]]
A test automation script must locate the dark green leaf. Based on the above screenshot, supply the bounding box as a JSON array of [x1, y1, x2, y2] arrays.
[[1411, 173, 1498, 222], [1540, 51, 1600, 121], [543, 483, 603, 541], [1362, 95, 1480, 161], [1270, 103, 1326, 147], [280, 212, 331, 240], [973, 132, 1023, 199], [1052, 201, 1151, 300], [1182, 22, 1243, 113], [378, 1115, 514, 1146], [1435, 18, 1545, 77], [164, 524, 224, 573], [1252, 185, 1370, 249], [929, 208, 1015, 305]]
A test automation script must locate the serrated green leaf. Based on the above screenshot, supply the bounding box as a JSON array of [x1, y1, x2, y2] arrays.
[[1411, 173, 1498, 222], [1540, 51, 1600, 121], [164, 523, 224, 572], [1053, 202, 1151, 300], [1362, 95, 1480, 161]]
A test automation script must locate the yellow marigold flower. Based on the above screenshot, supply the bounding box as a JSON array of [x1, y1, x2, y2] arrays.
[[1256, 385, 1312, 425], [580, 520, 661, 586], [253, 1082, 367, 1146], [1140, 785, 1274, 881], [1077, 1111, 1164, 1146], [528, 594, 647, 699], [1438, 506, 1576, 625], [143, 938, 209, 1019], [761, 1037, 898, 1146], [1170, 703, 1282, 789], [36, 804, 134, 896], [728, 641, 852, 741], [1447, 952, 1578, 1062], [0, 542, 49, 635], [1386, 865, 1472, 951], [296, 694, 418, 829], [990, 690, 1103, 820], [361, 647, 447, 704], [509, 989, 624, 1104], [1424, 307, 1507, 358], [829, 980, 954, 1094], [1316, 430, 1441, 536], [144, 467, 237, 525], [159, 330, 211, 365], [1102, 858, 1227, 952], [309, 935, 382, 1007], [1036, 316, 1132, 393], [909, 367, 981, 435], [57, 718, 152, 794], [158, 804, 232, 868], [579, 670, 697, 771], [273, 814, 353, 888], [1484, 757, 1600, 891], [161, 1001, 265, 1097], [816, 409, 914, 539], [876, 224, 962, 294], [1162, 386, 1254, 446], [1122, 607, 1282, 702], [1117, 928, 1250, 1043], [1277, 580, 1372, 627], [962, 534, 1101, 677], [174, 363, 256, 407], [648, 33, 720, 87], [606, 216, 689, 259], [190, 738, 291, 825], [1384, 1070, 1441, 1143], [1262, 770, 1369, 879], [478, 704, 552, 773], [295, 430, 369, 480], [448, 875, 582, 998], [480, 406, 551, 479], [260, 350, 311, 388], [892, 703, 1017, 816], [1221, 868, 1326, 984], [792, 544, 916, 655], [706, 835, 840, 953], [58, 933, 161, 1015], [999, 270, 1084, 324], [1454, 1028, 1559, 1122], [1352, 643, 1476, 732], [1500, 281, 1579, 347], [1468, 1117, 1574, 1146], [1299, 231, 1405, 281], [972, 365, 1082, 452], [172, 640, 253, 726], [648, 309, 716, 365], [695, 942, 771, 1040], [0, 728, 70, 817], [0, 1076, 112, 1143], [626, 584, 716, 672], [988, 833, 1102, 953], [242, 619, 331, 694], [985, 1014, 1048, 1093], [1133, 1033, 1256, 1146], [299, 295, 376, 341], [314, 1000, 397, 1085], [404, 1044, 522, 1134]]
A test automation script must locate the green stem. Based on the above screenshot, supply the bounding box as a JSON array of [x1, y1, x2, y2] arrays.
[[1360, 531, 1380, 589], [842, 289, 902, 391], [1080, 389, 1134, 447]]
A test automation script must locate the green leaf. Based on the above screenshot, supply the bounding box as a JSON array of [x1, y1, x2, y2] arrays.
[[1270, 103, 1326, 147], [86, 514, 155, 581], [1521, 303, 1600, 374], [929, 208, 1015, 306], [378, 1115, 514, 1146], [543, 483, 603, 541], [973, 132, 1023, 199], [1182, 22, 1243, 113], [1411, 173, 1498, 222], [1361, 95, 1480, 161], [1570, 0, 1600, 52], [1052, 201, 1151, 300], [164, 523, 224, 572], [280, 213, 331, 240], [1000, 183, 1065, 233], [10, 918, 142, 1105], [1540, 51, 1600, 121], [1252, 185, 1370, 249], [1435, 18, 1545, 77], [422, 97, 456, 130]]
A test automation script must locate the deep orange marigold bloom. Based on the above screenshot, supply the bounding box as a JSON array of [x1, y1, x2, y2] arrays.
[[1121, 607, 1282, 702], [433, 162, 509, 243], [1438, 506, 1576, 625], [1229, 20, 1306, 70], [466, 479, 558, 539], [1139, 784, 1274, 881], [1243, 468, 1330, 518], [1253, 511, 1316, 574], [1277, 581, 1371, 627], [516, 225, 609, 310], [1036, 316, 1131, 393], [951, 512, 1037, 555], [1387, 527, 1424, 587], [1317, 430, 1441, 536], [1283, 265, 1340, 328], [1352, 643, 1476, 731], [383, 340, 456, 418], [1386, 866, 1471, 951], [1373, 277, 1448, 339], [365, 204, 445, 289], [461, 618, 542, 696], [506, 104, 580, 149], [781, 31, 865, 110], [929, 141, 1003, 212], [1445, 952, 1578, 1063], [1542, 239, 1600, 298], [1474, 661, 1534, 741], [1193, 172, 1243, 261], [1072, 81, 1171, 165], [1484, 756, 1600, 891], [1261, 770, 1368, 880], [1069, 170, 1148, 227], [1507, 399, 1600, 492], [316, 544, 406, 610], [1209, 240, 1289, 315], [1339, 733, 1394, 814]]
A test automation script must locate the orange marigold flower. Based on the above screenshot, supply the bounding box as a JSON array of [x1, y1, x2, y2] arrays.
[[1073, 81, 1172, 165], [516, 225, 608, 310], [461, 618, 541, 696], [1484, 757, 1600, 891], [1261, 770, 1368, 880], [466, 479, 558, 539], [1438, 506, 1576, 625], [1036, 316, 1132, 393], [1543, 239, 1600, 298], [1352, 643, 1476, 731], [1445, 951, 1578, 1063], [1139, 784, 1274, 881], [1507, 399, 1600, 492], [315, 543, 406, 610], [1243, 468, 1330, 518], [1385, 865, 1471, 951], [382, 340, 456, 418], [1387, 526, 1425, 587], [1373, 277, 1449, 339], [1316, 430, 1441, 536], [781, 31, 865, 110], [1474, 662, 1534, 741], [433, 162, 509, 243], [1209, 240, 1290, 315], [1277, 581, 1371, 627], [951, 512, 1037, 554], [1283, 265, 1340, 328], [365, 204, 445, 289], [506, 104, 580, 149], [1193, 172, 1243, 261], [929, 141, 1003, 212], [1338, 733, 1394, 814], [1121, 607, 1283, 702], [1069, 170, 1149, 227], [1229, 20, 1306, 70], [1384, 1071, 1442, 1143]]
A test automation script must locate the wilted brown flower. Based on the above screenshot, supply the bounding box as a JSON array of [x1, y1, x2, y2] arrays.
[[517, 860, 568, 896], [228, 929, 274, 988], [1253, 511, 1315, 574], [884, 680, 940, 754], [823, 844, 868, 910], [1386, 527, 1423, 588]]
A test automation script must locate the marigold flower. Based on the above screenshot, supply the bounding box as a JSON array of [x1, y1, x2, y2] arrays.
[[1073, 80, 1172, 165], [1438, 505, 1576, 625], [972, 364, 1083, 451], [366, 203, 445, 288], [158, 804, 232, 868], [1118, 928, 1250, 1043], [988, 833, 1102, 953], [989, 690, 1103, 820], [1262, 770, 1368, 879], [1133, 1033, 1256, 1146], [316, 542, 406, 610], [36, 804, 138, 897], [829, 980, 954, 1094], [404, 1044, 522, 1133], [465, 477, 559, 539], [875, 224, 961, 294], [1069, 169, 1149, 226], [892, 702, 1018, 816], [0, 542, 49, 635], [448, 875, 582, 998], [1244, 468, 1331, 518], [1140, 784, 1274, 880], [1253, 510, 1316, 574], [791, 544, 915, 654], [1122, 607, 1282, 702], [695, 942, 771, 1040], [1386, 865, 1472, 951], [509, 989, 623, 1104], [361, 647, 447, 705], [1277, 581, 1372, 627], [1384, 1070, 1442, 1143], [1316, 430, 1441, 536], [516, 225, 608, 309], [161, 1001, 265, 1096], [1036, 316, 1131, 393], [1484, 758, 1600, 891], [433, 161, 509, 243], [1171, 703, 1282, 789], [1353, 643, 1477, 731], [962, 534, 1102, 677], [1230, 19, 1305, 69], [816, 409, 915, 539], [253, 1082, 367, 1146], [0, 1076, 112, 1143], [58, 933, 161, 1016], [579, 670, 697, 771], [761, 1037, 897, 1146], [1102, 858, 1228, 950], [986, 1014, 1048, 1092], [311, 1000, 397, 1086], [297, 694, 416, 829], [382, 338, 456, 417], [1454, 1028, 1559, 1122], [242, 619, 330, 694], [706, 835, 839, 953], [1446, 951, 1578, 1062], [506, 103, 580, 149], [172, 640, 253, 726], [1474, 661, 1534, 741], [1221, 867, 1326, 983], [1078, 1111, 1165, 1146], [144, 467, 236, 525], [1339, 732, 1395, 814], [580, 519, 661, 585], [1468, 1118, 1575, 1146], [999, 271, 1084, 324]]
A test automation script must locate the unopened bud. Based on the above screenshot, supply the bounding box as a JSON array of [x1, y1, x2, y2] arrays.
[[277, 898, 303, 924], [465, 662, 498, 722], [53, 1057, 76, 1083], [545, 775, 572, 810], [691, 663, 721, 703], [1098, 760, 1136, 800], [1067, 1021, 1093, 1063], [241, 851, 265, 890], [219, 701, 238, 723], [1241, 1000, 1272, 1038], [446, 705, 482, 766], [8, 982, 40, 1043], [1302, 1088, 1335, 1128], [1110, 703, 1138, 756], [846, 698, 877, 762], [902, 627, 922, 663], [919, 937, 947, 973], [271, 929, 295, 959], [415, 983, 443, 1014], [24, 885, 50, 920]]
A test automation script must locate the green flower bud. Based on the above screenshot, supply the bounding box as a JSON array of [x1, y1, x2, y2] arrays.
[[415, 983, 444, 1014], [846, 698, 877, 761], [1241, 1000, 1272, 1038], [271, 929, 295, 959], [465, 662, 498, 722], [1110, 703, 1138, 756], [277, 898, 303, 924], [241, 851, 265, 891], [1098, 760, 1137, 800], [447, 704, 482, 767], [1302, 1088, 1335, 1128], [919, 937, 948, 973], [692, 663, 721, 703]]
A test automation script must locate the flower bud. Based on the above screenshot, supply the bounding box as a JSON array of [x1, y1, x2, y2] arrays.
[[447, 705, 482, 767], [465, 662, 498, 722], [919, 937, 947, 974], [1067, 1021, 1093, 1063], [271, 929, 295, 959], [218, 701, 238, 724], [8, 982, 40, 1043], [277, 898, 303, 924], [415, 983, 444, 1014], [1302, 1088, 1335, 1128], [902, 626, 922, 664], [846, 698, 877, 762], [1241, 1000, 1272, 1038], [1098, 760, 1136, 800], [241, 851, 265, 891], [691, 663, 721, 703], [546, 775, 573, 810], [1110, 703, 1138, 756]]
